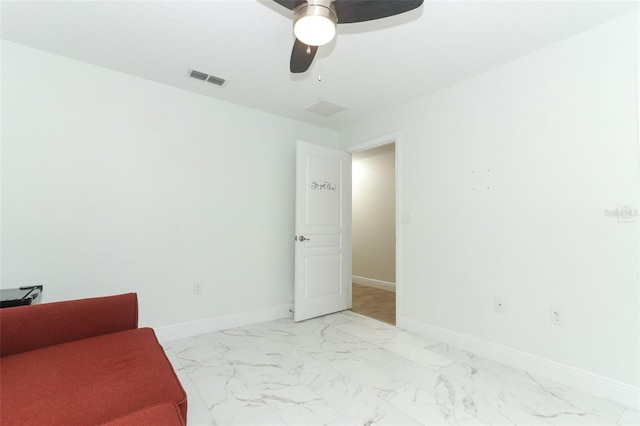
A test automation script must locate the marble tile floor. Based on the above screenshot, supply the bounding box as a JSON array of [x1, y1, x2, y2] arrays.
[[163, 311, 639, 426]]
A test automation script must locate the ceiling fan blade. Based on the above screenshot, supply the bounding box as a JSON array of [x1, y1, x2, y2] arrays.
[[272, 0, 305, 11], [290, 38, 318, 73], [334, 0, 423, 24]]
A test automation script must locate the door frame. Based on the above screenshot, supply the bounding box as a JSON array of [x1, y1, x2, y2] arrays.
[[347, 132, 401, 323]]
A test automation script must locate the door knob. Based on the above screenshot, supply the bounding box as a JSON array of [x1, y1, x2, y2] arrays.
[[298, 235, 310, 242]]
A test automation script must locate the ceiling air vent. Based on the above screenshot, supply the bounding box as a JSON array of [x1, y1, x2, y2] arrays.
[[305, 100, 345, 117], [187, 69, 225, 86]]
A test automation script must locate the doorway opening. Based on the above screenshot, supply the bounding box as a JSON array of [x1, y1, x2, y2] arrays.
[[350, 142, 396, 325]]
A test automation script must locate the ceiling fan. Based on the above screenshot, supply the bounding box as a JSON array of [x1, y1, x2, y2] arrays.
[[273, 0, 424, 73]]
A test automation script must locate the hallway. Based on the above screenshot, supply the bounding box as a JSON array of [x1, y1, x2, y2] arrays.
[[350, 283, 395, 325]]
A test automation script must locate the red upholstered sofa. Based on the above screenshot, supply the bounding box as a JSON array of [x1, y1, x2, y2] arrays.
[[0, 293, 187, 425]]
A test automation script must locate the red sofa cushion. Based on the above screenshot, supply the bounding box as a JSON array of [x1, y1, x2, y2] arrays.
[[101, 402, 185, 426], [0, 293, 138, 357], [0, 327, 187, 425]]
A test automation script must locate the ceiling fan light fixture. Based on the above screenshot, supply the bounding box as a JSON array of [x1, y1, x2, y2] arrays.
[[294, 0, 337, 47]]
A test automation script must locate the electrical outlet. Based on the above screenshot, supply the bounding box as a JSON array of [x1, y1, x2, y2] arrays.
[[550, 307, 563, 326], [193, 282, 203, 295], [494, 297, 506, 314]]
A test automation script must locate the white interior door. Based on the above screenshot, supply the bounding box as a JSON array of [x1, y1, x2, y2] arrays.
[[294, 141, 351, 322]]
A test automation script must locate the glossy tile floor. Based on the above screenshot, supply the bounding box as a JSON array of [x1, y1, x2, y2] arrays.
[[164, 311, 639, 425]]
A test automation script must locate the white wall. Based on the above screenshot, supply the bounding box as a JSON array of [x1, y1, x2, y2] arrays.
[[0, 41, 338, 328], [352, 144, 396, 285], [340, 11, 639, 389]]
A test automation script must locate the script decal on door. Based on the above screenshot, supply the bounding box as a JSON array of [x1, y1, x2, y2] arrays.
[[311, 181, 337, 191]]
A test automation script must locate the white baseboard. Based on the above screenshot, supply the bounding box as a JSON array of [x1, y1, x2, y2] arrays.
[[154, 304, 293, 343], [353, 275, 396, 292], [398, 314, 640, 410]]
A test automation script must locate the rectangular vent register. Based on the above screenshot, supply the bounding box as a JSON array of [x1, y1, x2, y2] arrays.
[[187, 68, 226, 86]]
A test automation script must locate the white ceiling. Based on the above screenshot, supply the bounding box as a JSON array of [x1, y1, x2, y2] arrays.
[[2, 1, 637, 130]]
